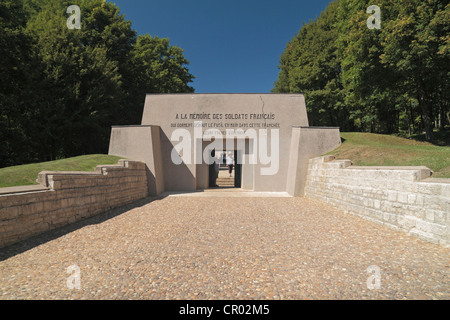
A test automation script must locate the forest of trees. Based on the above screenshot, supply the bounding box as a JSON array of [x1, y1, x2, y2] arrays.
[[0, 0, 194, 168], [273, 0, 449, 140], [2, 0, 448, 169]]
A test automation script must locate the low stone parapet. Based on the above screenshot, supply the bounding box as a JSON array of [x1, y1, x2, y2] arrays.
[[305, 156, 450, 247], [0, 160, 148, 248]]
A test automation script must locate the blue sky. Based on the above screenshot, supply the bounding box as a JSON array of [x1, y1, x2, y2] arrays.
[[108, 0, 333, 93]]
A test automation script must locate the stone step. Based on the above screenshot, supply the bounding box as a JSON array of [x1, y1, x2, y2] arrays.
[[216, 178, 234, 186]]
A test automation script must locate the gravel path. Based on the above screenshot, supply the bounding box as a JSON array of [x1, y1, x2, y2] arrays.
[[0, 195, 449, 300]]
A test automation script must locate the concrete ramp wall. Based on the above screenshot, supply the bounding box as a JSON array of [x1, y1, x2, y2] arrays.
[[0, 160, 148, 248], [286, 127, 342, 196], [305, 156, 450, 247]]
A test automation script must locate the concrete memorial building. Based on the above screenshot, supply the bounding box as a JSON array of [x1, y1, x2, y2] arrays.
[[108, 93, 341, 196]]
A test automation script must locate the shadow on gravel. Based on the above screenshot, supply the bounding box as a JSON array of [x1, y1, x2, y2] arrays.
[[0, 195, 167, 262]]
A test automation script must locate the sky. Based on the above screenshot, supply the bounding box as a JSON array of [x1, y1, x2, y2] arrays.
[[108, 0, 333, 93]]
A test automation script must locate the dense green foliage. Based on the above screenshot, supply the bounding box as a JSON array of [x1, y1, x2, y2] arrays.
[[273, 0, 449, 140], [0, 0, 194, 168]]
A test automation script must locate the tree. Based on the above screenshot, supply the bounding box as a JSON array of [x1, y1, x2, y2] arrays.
[[274, 0, 449, 139], [24, 0, 127, 159], [129, 34, 195, 120], [337, 0, 402, 133], [380, 0, 449, 140], [0, 0, 195, 167], [0, 0, 36, 166], [273, 1, 350, 130], [132, 34, 195, 94]]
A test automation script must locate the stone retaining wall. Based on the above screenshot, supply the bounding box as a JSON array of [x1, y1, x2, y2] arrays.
[[305, 156, 450, 247], [0, 160, 148, 248]]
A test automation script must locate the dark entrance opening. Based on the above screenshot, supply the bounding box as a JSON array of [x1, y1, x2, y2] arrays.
[[208, 149, 241, 188], [234, 150, 241, 188]]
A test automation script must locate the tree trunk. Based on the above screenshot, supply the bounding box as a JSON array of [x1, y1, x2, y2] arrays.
[[439, 103, 445, 131], [419, 98, 433, 141], [405, 106, 411, 137]]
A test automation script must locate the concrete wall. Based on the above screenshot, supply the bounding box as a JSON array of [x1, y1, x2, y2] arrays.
[[141, 93, 310, 192], [0, 160, 148, 248], [109, 125, 164, 195], [108, 94, 342, 195], [286, 127, 342, 196], [304, 156, 450, 247]]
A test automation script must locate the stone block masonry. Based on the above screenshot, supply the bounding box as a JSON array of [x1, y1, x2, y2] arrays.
[[0, 160, 148, 248], [304, 156, 450, 247]]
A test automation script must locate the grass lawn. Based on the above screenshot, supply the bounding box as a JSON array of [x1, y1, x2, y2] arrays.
[[327, 132, 450, 178], [0, 154, 124, 188]]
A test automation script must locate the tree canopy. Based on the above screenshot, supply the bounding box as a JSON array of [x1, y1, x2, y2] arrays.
[[0, 0, 194, 167], [273, 0, 449, 140]]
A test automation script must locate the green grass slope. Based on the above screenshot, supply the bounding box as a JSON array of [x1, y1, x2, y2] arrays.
[[327, 132, 450, 178], [0, 155, 124, 188]]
